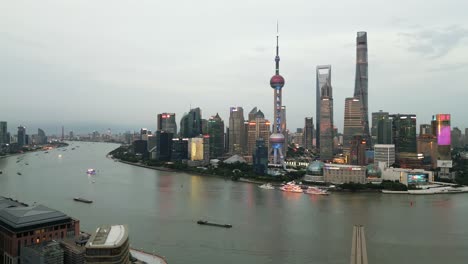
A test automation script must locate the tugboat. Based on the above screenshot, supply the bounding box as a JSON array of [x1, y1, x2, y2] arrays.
[[197, 220, 232, 228], [74, 197, 93, 204]]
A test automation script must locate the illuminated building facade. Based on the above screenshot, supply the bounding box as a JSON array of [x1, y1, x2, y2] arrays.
[[207, 113, 225, 158], [343, 97, 362, 154], [157, 113, 177, 134], [431, 114, 451, 160], [0, 197, 80, 264], [228, 107, 245, 154], [247, 110, 270, 157], [269, 26, 286, 167], [316, 65, 331, 148], [303, 117, 314, 150], [319, 79, 334, 161], [354, 32, 370, 143]]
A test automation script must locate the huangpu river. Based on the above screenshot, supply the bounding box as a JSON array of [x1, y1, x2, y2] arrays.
[[1, 142, 467, 264]]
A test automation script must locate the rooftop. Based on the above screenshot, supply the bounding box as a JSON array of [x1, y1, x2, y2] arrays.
[[0, 197, 70, 230], [86, 225, 128, 248]]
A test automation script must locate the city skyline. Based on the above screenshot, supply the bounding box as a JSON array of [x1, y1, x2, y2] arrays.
[[2, 1, 468, 133]]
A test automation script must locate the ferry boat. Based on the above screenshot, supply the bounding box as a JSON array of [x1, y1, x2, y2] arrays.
[[197, 220, 232, 228], [86, 168, 96, 175], [305, 186, 329, 195], [74, 197, 93, 203], [259, 183, 275, 190], [279, 181, 303, 193]]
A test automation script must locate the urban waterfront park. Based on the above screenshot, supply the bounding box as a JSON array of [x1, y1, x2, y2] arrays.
[[1, 142, 468, 264]]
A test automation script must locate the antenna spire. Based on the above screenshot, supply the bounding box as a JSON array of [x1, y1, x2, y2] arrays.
[[275, 21, 280, 75]]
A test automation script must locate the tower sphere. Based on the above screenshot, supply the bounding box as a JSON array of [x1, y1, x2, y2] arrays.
[[270, 74, 285, 89], [269, 133, 285, 143]]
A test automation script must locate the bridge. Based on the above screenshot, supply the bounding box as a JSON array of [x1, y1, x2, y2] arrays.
[[350, 225, 368, 264]]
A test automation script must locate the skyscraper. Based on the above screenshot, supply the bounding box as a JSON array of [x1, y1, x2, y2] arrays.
[[253, 138, 269, 175], [155, 131, 174, 161], [228, 107, 245, 154], [37, 128, 47, 145], [303, 117, 314, 150], [319, 80, 334, 161], [354, 32, 370, 143], [316, 65, 331, 148], [420, 124, 432, 136], [157, 113, 177, 134], [247, 110, 270, 157], [0, 122, 7, 144], [269, 25, 286, 167], [180, 107, 202, 138], [17, 126, 26, 147], [207, 113, 225, 158], [431, 114, 451, 160], [372, 111, 392, 144], [390, 114, 417, 154], [343, 97, 362, 154]]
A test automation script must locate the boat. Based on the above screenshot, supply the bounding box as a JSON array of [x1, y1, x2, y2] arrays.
[[86, 168, 96, 175], [17, 172, 22, 175], [0, 170, 3, 174], [197, 220, 232, 228], [305, 186, 329, 195], [259, 183, 275, 190], [279, 181, 303, 193], [74, 197, 93, 203]]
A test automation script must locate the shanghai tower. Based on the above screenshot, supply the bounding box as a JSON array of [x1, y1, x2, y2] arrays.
[[354, 32, 370, 143]]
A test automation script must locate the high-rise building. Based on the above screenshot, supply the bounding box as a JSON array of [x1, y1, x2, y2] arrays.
[[451, 127, 462, 149], [303, 118, 314, 150], [207, 113, 225, 159], [316, 65, 331, 148], [465, 128, 468, 146], [201, 119, 208, 135], [228, 107, 245, 154], [180, 107, 202, 138], [391, 114, 417, 166], [374, 144, 396, 166], [319, 78, 334, 161], [269, 26, 286, 167], [157, 113, 177, 134], [140, 128, 149, 141], [343, 97, 363, 154], [85, 225, 131, 264], [253, 138, 269, 175], [372, 111, 391, 144], [419, 124, 432, 136], [188, 136, 209, 165], [37, 128, 47, 145], [247, 110, 271, 157], [349, 135, 367, 165], [172, 138, 189, 161], [155, 131, 174, 161], [431, 114, 451, 160], [0, 121, 7, 144], [354, 32, 370, 143], [17, 126, 26, 147]]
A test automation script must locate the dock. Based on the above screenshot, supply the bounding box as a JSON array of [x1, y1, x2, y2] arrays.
[[350, 225, 368, 264]]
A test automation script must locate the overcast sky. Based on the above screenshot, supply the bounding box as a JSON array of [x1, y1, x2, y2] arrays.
[[1, 0, 467, 135]]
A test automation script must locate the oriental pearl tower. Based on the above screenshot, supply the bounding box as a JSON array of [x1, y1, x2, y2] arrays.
[[269, 24, 286, 169]]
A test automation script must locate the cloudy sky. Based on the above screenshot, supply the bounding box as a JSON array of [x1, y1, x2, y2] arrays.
[[1, 0, 468, 135]]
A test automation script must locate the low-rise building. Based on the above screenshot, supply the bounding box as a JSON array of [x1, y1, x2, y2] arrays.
[[323, 164, 366, 184], [85, 225, 131, 264], [380, 166, 434, 186]]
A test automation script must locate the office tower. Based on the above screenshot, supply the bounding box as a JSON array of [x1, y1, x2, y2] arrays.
[[188, 136, 209, 164], [371, 111, 392, 144], [69, 131, 74, 140], [228, 107, 245, 154], [319, 78, 334, 161], [140, 128, 149, 141], [316, 65, 331, 148], [147, 134, 157, 153], [253, 138, 269, 175], [349, 135, 367, 165], [0, 121, 7, 144], [180, 107, 202, 138], [37, 128, 47, 145], [61, 126, 64, 141], [303, 117, 314, 150], [374, 144, 396, 166], [155, 131, 174, 161], [431, 114, 451, 160], [247, 110, 271, 156], [201, 119, 208, 134], [451, 127, 462, 149], [85, 225, 131, 264], [207, 113, 225, 158], [343, 97, 363, 153], [21, 241, 64, 263], [248, 107, 258, 121], [420, 124, 432, 136], [0, 197, 80, 264], [354, 32, 370, 142], [417, 132, 437, 169], [172, 138, 189, 161], [391, 114, 417, 168], [157, 113, 177, 134], [17, 126, 26, 147], [269, 27, 286, 167]]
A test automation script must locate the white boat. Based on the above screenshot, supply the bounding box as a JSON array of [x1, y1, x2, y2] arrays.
[[305, 186, 329, 195], [259, 183, 275, 190], [279, 181, 303, 193], [86, 168, 96, 175]]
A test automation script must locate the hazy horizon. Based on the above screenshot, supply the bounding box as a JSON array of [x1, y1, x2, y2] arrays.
[[2, 0, 468, 135]]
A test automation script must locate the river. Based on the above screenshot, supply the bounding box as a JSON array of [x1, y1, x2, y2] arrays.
[[0, 142, 467, 264]]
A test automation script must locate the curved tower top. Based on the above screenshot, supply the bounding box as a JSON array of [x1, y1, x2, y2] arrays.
[[270, 22, 285, 89]]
